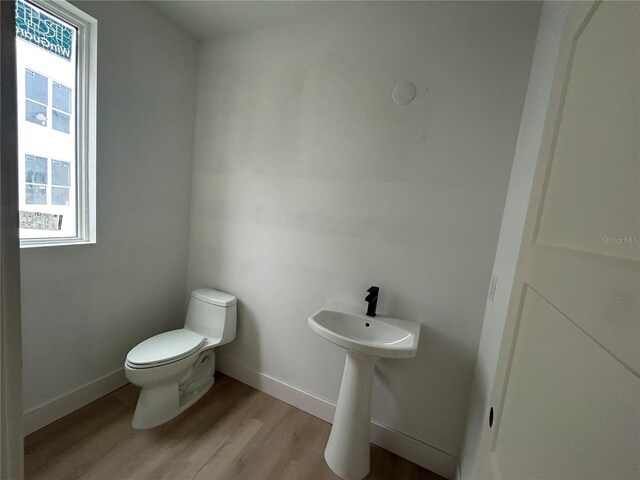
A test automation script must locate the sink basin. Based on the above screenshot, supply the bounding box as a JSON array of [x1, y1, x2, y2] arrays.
[[309, 300, 421, 480], [308, 301, 420, 359]]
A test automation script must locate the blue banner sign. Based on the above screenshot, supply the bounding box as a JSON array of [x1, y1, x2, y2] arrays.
[[15, 0, 74, 61]]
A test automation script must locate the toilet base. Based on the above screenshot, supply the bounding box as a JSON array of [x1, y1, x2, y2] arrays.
[[131, 376, 215, 430]]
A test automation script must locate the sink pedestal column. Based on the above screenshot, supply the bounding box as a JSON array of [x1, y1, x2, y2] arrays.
[[325, 351, 378, 480]]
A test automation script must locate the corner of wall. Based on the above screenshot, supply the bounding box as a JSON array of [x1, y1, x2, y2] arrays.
[[457, 2, 572, 478]]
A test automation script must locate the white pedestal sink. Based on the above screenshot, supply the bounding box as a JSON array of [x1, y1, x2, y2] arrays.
[[308, 301, 420, 480]]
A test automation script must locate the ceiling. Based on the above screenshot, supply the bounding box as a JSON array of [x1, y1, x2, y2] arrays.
[[151, 0, 363, 40]]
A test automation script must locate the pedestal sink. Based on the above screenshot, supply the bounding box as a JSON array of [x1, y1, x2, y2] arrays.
[[308, 301, 420, 480]]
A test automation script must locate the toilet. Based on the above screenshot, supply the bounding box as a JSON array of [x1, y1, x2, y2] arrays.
[[124, 288, 237, 429]]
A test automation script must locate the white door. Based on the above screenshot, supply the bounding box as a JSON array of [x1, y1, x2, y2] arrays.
[[476, 1, 639, 478]]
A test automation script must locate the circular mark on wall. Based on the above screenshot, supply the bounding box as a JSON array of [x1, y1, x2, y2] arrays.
[[392, 82, 417, 105]]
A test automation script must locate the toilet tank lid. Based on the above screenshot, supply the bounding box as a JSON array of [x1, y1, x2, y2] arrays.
[[192, 288, 237, 307]]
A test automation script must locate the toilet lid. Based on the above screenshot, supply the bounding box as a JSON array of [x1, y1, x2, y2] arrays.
[[126, 329, 205, 366]]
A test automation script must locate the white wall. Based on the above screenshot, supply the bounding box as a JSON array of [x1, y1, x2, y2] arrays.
[[20, 0, 197, 416], [458, 2, 571, 478], [188, 1, 540, 464]]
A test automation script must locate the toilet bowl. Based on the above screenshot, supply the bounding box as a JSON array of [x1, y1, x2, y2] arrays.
[[124, 288, 236, 430]]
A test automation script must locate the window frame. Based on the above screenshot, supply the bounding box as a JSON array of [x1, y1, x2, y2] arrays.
[[19, 0, 97, 248]]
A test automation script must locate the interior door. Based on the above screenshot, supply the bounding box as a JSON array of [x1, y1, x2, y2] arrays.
[[476, 1, 640, 478]]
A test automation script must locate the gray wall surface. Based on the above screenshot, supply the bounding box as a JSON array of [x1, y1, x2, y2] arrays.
[[1, 2, 24, 476], [21, 0, 197, 412], [188, 1, 540, 458]]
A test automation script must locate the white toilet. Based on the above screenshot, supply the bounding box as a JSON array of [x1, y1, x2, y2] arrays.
[[124, 288, 237, 430]]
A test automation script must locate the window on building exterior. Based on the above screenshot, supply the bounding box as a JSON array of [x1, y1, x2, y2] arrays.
[[15, 0, 96, 247]]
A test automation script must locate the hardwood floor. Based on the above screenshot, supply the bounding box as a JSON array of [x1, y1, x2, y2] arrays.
[[25, 374, 445, 480]]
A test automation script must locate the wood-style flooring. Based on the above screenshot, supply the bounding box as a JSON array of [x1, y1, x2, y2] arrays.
[[25, 374, 445, 480]]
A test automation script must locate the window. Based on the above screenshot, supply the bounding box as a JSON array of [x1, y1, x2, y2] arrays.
[[52, 160, 72, 204], [24, 70, 74, 133], [25, 69, 48, 126], [24, 154, 72, 206], [25, 154, 47, 204], [15, 0, 96, 247]]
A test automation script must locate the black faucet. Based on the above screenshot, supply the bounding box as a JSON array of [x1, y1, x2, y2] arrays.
[[365, 286, 379, 317]]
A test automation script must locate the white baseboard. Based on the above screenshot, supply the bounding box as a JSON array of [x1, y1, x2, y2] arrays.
[[217, 354, 459, 480], [23, 368, 128, 436]]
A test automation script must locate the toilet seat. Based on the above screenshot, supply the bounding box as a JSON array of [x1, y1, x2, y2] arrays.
[[126, 329, 205, 368]]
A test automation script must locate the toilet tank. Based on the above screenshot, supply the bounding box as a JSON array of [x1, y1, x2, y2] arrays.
[[185, 288, 237, 345]]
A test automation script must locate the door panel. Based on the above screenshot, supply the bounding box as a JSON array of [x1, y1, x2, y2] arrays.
[[494, 287, 639, 480], [526, 245, 639, 374], [536, 1, 639, 261]]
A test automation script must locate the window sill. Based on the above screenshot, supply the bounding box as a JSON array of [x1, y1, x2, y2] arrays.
[[20, 238, 96, 249]]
